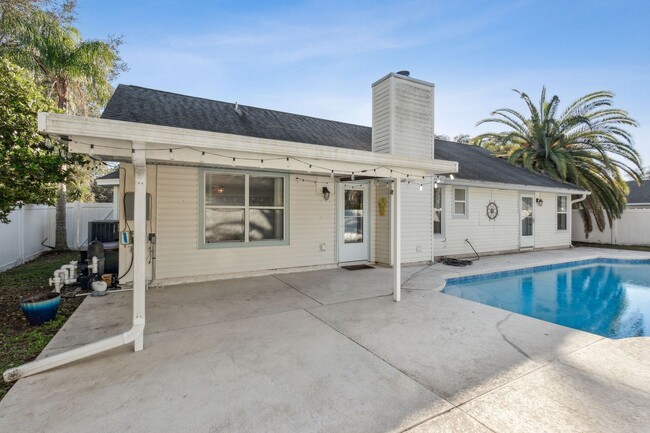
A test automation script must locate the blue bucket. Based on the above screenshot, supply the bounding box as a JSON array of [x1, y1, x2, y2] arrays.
[[20, 293, 61, 326]]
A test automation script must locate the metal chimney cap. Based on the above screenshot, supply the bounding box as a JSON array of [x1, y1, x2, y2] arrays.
[[396, 70, 410, 77]]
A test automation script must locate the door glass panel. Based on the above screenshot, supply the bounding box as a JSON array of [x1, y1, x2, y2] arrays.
[[521, 197, 533, 237], [344, 189, 364, 243]]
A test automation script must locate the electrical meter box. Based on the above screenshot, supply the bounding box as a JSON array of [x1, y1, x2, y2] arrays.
[[124, 192, 151, 220]]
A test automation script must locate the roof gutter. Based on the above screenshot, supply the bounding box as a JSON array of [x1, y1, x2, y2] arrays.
[[441, 178, 588, 195]]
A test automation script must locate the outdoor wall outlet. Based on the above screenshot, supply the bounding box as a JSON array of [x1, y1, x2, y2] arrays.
[[121, 231, 132, 245], [416, 245, 422, 253], [319, 242, 326, 252]]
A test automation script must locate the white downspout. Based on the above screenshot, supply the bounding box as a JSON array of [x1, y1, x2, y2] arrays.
[[570, 193, 589, 247], [392, 176, 401, 302], [3, 143, 147, 382], [571, 193, 588, 205]]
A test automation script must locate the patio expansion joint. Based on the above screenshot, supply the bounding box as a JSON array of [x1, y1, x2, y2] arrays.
[[455, 335, 607, 412], [271, 275, 324, 306], [301, 309, 480, 432]]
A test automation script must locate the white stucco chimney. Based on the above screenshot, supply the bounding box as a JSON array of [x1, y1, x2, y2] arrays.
[[371, 71, 434, 159]]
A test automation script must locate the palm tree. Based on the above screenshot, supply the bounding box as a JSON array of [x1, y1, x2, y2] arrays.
[[474, 88, 643, 235], [3, 10, 123, 249]]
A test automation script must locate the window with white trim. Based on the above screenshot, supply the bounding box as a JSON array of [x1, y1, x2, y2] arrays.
[[557, 195, 568, 230], [203, 171, 287, 245], [453, 187, 468, 216], [433, 186, 443, 235]]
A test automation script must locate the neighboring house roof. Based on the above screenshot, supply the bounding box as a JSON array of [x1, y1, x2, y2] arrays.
[[102, 84, 581, 192], [626, 181, 650, 204], [96, 170, 119, 187]]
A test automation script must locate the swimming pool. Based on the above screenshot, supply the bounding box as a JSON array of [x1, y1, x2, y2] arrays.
[[443, 258, 650, 339]]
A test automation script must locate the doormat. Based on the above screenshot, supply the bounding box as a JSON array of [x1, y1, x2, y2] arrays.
[[341, 264, 374, 271]]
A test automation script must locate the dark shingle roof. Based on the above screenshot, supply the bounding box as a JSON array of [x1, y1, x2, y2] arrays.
[[433, 140, 580, 190], [627, 181, 650, 204], [102, 84, 580, 191], [97, 171, 119, 180], [102, 85, 371, 150]]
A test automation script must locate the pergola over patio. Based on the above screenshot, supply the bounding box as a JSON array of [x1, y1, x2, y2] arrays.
[[3, 112, 457, 382]]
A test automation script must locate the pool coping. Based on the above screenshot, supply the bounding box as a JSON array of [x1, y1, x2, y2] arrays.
[[444, 257, 650, 285], [427, 251, 650, 292]]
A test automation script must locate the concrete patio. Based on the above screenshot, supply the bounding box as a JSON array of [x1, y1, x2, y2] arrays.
[[1, 248, 649, 432]]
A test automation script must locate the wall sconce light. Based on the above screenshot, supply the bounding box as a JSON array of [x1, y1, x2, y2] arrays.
[[322, 186, 331, 201], [536, 198, 544, 207]]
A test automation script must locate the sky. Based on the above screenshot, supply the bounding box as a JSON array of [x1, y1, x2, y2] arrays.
[[75, 0, 650, 166]]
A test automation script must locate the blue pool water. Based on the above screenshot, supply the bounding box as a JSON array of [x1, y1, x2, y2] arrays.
[[443, 259, 650, 339]]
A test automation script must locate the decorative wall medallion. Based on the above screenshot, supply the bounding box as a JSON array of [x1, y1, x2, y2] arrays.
[[486, 201, 499, 220]]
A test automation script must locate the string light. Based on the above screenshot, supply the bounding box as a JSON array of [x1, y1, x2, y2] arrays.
[[308, 164, 312, 173], [330, 170, 334, 178], [351, 172, 355, 181], [261, 159, 264, 168], [68, 138, 457, 181], [419, 184, 423, 191]]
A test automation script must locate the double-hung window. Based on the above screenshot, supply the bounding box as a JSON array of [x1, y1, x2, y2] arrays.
[[557, 195, 568, 230], [453, 187, 468, 217], [433, 186, 443, 235], [202, 171, 287, 246]]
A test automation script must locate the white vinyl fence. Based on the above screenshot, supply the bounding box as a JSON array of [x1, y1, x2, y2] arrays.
[[572, 208, 650, 246], [0, 202, 114, 272]]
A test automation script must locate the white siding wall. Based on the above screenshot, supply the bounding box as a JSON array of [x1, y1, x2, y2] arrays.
[[374, 181, 391, 265], [534, 192, 571, 248], [436, 187, 519, 256], [371, 73, 434, 159], [401, 183, 433, 263], [372, 78, 391, 154], [434, 187, 571, 257], [392, 78, 434, 159], [150, 166, 336, 282]]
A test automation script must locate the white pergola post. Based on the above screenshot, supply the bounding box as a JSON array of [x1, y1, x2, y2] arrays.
[[131, 143, 147, 351], [392, 177, 401, 302]]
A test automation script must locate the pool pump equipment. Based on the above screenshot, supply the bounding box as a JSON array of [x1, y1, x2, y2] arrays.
[[49, 240, 117, 295]]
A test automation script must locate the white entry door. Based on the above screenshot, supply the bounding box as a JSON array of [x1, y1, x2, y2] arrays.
[[338, 182, 370, 262], [520, 194, 535, 248]]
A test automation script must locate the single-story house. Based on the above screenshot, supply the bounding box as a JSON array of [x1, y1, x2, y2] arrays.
[[95, 170, 119, 217], [5, 71, 586, 381]]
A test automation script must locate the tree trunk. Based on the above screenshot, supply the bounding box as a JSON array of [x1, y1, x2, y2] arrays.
[[54, 180, 68, 250], [54, 80, 69, 250]]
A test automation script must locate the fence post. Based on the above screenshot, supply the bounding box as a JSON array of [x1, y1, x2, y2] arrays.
[[75, 201, 82, 250], [18, 207, 25, 265]]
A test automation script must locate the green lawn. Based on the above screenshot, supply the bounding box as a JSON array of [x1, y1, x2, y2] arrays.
[[0, 251, 81, 400]]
